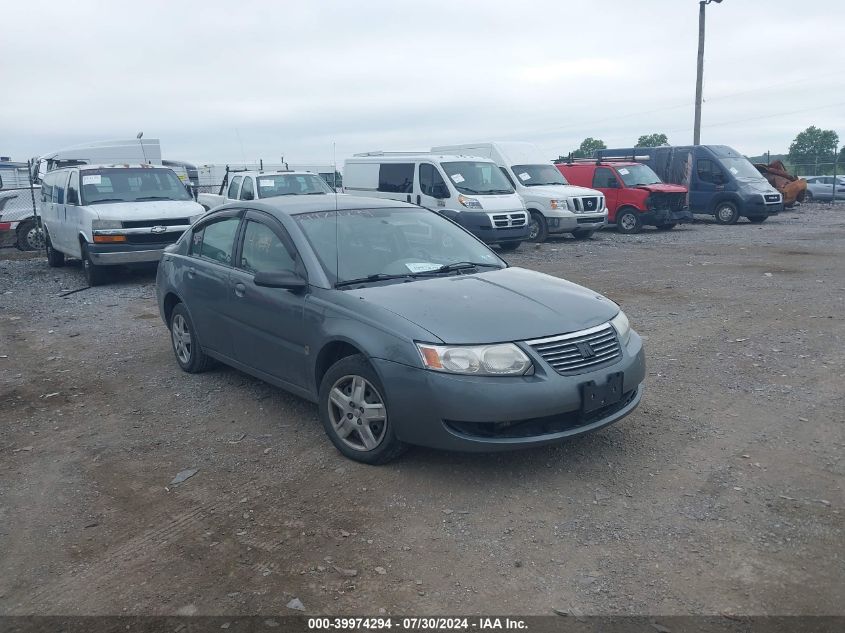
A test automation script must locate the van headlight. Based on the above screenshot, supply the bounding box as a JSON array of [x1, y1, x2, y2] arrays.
[[416, 342, 533, 376], [550, 199, 569, 210], [610, 310, 631, 345], [457, 194, 483, 209], [91, 219, 122, 230]]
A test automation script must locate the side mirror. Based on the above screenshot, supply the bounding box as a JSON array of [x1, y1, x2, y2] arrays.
[[253, 270, 307, 292], [67, 189, 79, 204]]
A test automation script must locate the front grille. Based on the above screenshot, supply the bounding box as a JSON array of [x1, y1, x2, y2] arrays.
[[580, 196, 600, 213], [126, 232, 182, 245], [764, 194, 781, 203], [122, 218, 189, 229], [648, 192, 686, 211], [444, 388, 638, 439], [526, 323, 621, 375], [577, 217, 604, 224], [490, 212, 527, 228]]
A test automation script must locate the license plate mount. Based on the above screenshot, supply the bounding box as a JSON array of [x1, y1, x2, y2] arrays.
[[580, 372, 624, 414]]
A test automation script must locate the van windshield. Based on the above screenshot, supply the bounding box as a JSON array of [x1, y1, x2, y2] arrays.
[[718, 157, 765, 181], [510, 164, 569, 186], [256, 173, 332, 198], [80, 168, 191, 204], [441, 161, 515, 195], [616, 164, 662, 187]]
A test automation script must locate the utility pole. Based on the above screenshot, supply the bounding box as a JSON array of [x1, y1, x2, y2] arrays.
[[693, 0, 723, 145]]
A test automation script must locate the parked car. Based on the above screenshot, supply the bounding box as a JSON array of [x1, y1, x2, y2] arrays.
[[197, 170, 333, 210], [598, 145, 783, 224], [344, 152, 529, 250], [155, 196, 645, 464], [0, 187, 42, 250], [557, 160, 691, 234], [804, 175, 845, 201], [431, 142, 606, 242], [40, 164, 205, 285]]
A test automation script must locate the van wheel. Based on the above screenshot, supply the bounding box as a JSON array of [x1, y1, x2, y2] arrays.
[[527, 211, 548, 242], [498, 242, 521, 252], [170, 304, 214, 373], [319, 354, 408, 465], [16, 219, 44, 251], [45, 232, 65, 267], [571, 229, 594, 240], [615, 209, 642, 234], [80, 242, 109, 286], [714, 202, 739, 225]]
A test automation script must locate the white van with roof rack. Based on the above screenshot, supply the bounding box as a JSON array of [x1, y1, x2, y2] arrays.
[[197, 169, 333, 210], [40, 164, 204, 285], [344, 152, 529, 251], [432, 142, 607, 242]]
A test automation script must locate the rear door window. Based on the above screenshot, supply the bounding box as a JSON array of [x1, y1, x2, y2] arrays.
[[227, 176, 242, 199], [239, 177, 255, 200], [378, 163, 414, 193]]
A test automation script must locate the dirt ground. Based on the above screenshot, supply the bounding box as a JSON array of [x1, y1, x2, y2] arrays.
[[1, 205, 843, 616]]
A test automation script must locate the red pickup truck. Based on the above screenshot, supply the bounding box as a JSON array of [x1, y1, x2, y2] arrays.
[[557, 160, 691, 234]]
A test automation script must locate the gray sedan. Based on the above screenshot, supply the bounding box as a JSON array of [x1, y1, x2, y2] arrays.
[[804, 175, 845, 201], [155, 197, 645, 463]]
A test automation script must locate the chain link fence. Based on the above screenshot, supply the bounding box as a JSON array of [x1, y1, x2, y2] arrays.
[[0, 186, 43, 250]]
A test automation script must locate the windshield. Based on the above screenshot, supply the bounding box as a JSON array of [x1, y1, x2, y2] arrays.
[[718, 157, 766, 181], [511, 164, 569, 186], [80, 168, 191, 204], [440, 161, 515, 195], [616, 164, 662, 187], [256, 173, 332, 198], [294, 207, 504, 285]]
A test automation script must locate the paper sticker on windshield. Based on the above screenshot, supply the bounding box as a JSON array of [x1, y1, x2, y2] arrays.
[[729, 167, 738, 175], [82, 175, 102, 185], [450, 174, 465, 183], [518, 172, 531, 181], [405, 262, 440, 273], [618, 168, 630, 175], [259, 179, 274, 187]]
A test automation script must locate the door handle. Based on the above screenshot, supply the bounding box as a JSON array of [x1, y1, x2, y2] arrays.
[[187, 266, 196, 279], [406, 194, 411, 203], [234, 282, 246, 298], [416, 195, 421, 205]]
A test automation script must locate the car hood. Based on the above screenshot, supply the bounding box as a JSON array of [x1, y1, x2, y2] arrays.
[[634, 183, 687, 194], [525, 184, 602, 199], [349, 267, 619, 344], [87, 200, 205, 221], [740, 178, 780, 195]]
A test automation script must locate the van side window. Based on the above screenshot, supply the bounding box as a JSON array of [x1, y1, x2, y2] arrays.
[[378, 163, 414, 193], [592, 167, 617, 189], [67, 171, 80, 205], [41, 173, 53, 203], [227, 176, 242, 199], [52, 173, 66, 204], [696, 159, 721, 184], [191, 216, 241, 265], [239, 177, 255, 200], [419, 163, 450, 198]]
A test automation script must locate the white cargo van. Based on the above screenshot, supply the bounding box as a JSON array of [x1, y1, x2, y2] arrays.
[[40, 164, 204, 285], [432, 142, 607, 242], [344, 152, 529, 250]]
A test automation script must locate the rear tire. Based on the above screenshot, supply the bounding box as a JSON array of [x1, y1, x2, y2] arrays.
[[319, 354, 408, 464], [80, 242, 109, 286], [45, 232, 65, 267], [804, 191, 813, 202], [527, 211, 548, 243], [498, 241, 521, 252], [16, 219, 44, 251], [714, 202, 739, 225], [170, 303, 214, 373], [615, 209, 642, 234]]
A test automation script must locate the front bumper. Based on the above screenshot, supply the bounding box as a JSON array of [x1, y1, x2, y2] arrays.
[[636, 207, 693, 226], [450, 210, 529, 244], [742, 198, 783, 217], [548, 212, 607, 233], [372, 331, 645, 452], [88, 242, 170, 265]]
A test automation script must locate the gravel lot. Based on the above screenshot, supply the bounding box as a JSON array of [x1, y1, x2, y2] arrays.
[[1, 204, 843, 616]]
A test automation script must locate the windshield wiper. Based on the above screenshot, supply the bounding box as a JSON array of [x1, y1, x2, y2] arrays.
[[135, 196, 175, 201], [87, 198, 127, 204], [418, 261, 500, 275], [335, 273, 414, 288]]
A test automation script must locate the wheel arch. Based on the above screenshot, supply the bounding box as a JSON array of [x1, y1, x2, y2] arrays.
[[162, 292, 183, 328], [314, 339, 368, 392]]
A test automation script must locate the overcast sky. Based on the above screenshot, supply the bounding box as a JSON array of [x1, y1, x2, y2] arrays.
[[2, 0, 843, 166]]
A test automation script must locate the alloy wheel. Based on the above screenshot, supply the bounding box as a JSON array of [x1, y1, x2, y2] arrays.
[[327, 374, 387, 452], [620, 213, 637, 231], [717, 206, 734, 222], [171, 314, 192, 365]]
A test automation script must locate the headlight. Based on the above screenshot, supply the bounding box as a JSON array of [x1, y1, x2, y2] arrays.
[[416, 342, 533, 376], [610, 310, 631, 346], [550, 199, 569, 210], [457, 194, 483, 209], [91, 219, 122, 230]]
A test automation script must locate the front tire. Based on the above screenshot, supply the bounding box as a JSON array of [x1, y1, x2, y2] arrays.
[[81, 242, 109, 286], [170, 303, 214, 373], [615, 208, 642, 234], [714, 202, 739, 225], [319, 354, 407, 464], [498, 241, 521, 252], [527, 211, 548, 243], [16, 219, 44, 251], [45, 232, 65, 267]]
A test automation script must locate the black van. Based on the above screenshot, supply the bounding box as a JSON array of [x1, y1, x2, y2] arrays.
[[597, 145, 783, 224]]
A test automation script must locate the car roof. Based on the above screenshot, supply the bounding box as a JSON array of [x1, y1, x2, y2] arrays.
[[76, 164, 173, 171], [216, 194, 420, 217], [348, 152, 493, 163], [227, 170, 320, 177]]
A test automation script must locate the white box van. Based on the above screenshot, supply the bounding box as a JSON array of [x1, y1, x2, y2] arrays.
[[40, 164, 205, 285], [344, 152, 529, 250], [432, 142, 607, 242]]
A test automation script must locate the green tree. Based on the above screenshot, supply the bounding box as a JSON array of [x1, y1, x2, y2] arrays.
[[570, 137, 606, 158], [787, 126, 839, 166], [636, 133, 668, 147]]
